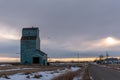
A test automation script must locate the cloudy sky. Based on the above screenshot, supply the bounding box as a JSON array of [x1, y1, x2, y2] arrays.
[[0, 0, 120, 60]]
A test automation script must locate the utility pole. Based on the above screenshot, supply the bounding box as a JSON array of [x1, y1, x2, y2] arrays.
[[106, 51, 109, 59], [77, 53, 79, 63]]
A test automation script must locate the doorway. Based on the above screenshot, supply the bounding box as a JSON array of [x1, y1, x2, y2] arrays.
[[33, 57, 40, 64]]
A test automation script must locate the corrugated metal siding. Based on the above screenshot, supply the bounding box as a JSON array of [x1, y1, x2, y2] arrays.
[[21, 28, 47, 65]]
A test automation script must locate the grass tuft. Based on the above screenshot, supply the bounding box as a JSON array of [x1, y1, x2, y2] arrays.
[[52, 69, 81, 80], [82, 67, 91, 80]]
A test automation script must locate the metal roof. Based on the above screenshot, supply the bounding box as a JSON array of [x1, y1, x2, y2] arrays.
[[36, 49, 47, 56], [23, 27, 39, 30]]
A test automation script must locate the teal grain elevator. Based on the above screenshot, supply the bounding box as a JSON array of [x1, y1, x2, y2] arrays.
[[21, 27, 47, 65]]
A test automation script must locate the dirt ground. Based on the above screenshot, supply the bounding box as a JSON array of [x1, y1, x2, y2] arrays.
[[0, 62, 85, 77], [0, 64, 66, 76]]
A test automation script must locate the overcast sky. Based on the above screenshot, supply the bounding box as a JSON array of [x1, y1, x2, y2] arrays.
[[0, 0, 120, 58]]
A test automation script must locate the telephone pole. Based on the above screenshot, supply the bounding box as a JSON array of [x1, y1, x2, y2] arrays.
[[77, 53, 79, 63], [106, 51, 109, 59]]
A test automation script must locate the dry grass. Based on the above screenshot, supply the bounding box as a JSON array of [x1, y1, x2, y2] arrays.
[[52, 69, 81, 80], [0, 65, 65, 77], [0, 63, 85, 79], [82, 67, 91, 80]]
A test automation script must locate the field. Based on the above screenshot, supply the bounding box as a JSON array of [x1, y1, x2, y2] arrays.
[[0, 63, 88, 80]]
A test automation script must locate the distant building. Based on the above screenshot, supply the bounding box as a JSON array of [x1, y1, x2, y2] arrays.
[[96, 58, 120, 64], [21, 27, 47, 65], [103, 58, 120, 64]]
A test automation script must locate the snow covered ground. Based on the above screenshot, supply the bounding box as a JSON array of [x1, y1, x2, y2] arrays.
[[0, 64, 12, 67], [73, 68, 83, 80], [0, 67, 80, 80], [73, 77, 82, 80]]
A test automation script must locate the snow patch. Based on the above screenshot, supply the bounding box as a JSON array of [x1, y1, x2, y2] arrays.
[[0, 67, 80, 80], [71, 67, 80, 71], [0, 64, 12, 66]]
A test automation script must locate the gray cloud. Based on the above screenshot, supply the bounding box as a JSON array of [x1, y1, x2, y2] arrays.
[[0, 0, 120, 58]]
